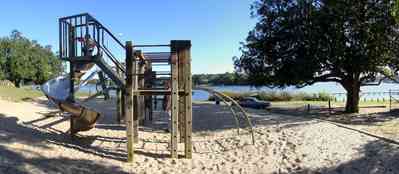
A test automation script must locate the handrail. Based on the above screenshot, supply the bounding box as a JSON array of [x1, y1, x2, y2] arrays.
[[194, 87, 256, 145], [59, 13, 126, 86], [86, 14, 125, 49], [99, 44, 126, 73], [84, 14, 126, 73]]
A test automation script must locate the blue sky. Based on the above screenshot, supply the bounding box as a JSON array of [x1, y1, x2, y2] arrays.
[[0, 0, 255, 74]]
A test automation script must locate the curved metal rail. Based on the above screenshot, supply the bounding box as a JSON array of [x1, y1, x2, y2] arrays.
[[194, 87, 256, 144]]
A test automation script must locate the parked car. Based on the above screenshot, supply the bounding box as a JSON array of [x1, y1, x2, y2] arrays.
[[238, 97, 270, 109]]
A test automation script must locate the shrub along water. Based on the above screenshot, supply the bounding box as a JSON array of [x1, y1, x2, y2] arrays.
[[208, 91, 334, 102]]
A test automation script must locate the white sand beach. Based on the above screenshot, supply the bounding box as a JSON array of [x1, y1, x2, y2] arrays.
[[0, 98, 398, 174]]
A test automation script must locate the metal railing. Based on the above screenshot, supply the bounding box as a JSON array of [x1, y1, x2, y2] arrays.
[[59, 13, 126, 73]]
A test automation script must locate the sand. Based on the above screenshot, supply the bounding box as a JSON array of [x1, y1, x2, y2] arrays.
[[0, 98, 399, 174]]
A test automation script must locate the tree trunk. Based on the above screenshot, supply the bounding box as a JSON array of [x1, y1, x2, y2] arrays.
[[343, 81, 360, 113], [14, 79, 21, 88]]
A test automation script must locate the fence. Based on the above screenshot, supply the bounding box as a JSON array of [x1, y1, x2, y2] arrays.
[[318, 90, 399, 112]]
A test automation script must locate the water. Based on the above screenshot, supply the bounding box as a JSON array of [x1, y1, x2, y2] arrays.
[[78, 82, 399, 101]]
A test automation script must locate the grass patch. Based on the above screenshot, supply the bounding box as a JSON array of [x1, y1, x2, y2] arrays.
[[0, 86, 43, 102]]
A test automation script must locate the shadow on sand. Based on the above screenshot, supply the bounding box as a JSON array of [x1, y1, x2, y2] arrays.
[[287, 139, 399, 174], [0, 113, 129, 174]]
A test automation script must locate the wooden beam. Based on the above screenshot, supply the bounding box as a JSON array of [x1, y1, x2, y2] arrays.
[[144, 61, 153, 121], [68, 25, 76, 137], [137, 59, 146, 125], [133, 60, 139, 144], [125, 41, 135, 162], [170, 53, 179, 158], [182, 42, 193, 159], [178, 47, 186, 143], [98, 71, 110, 100], [116, 68, 122, 123]]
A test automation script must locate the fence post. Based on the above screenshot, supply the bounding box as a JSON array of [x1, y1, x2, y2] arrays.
[[389, 89, 392, 112], [328, 99, 331, 114]]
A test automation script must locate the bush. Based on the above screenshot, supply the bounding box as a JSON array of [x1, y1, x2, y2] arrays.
[[208, 91, 251, 101], [207, 91, 334, 102], [316, 92, 333, 101], [257, 91, 293, 101]]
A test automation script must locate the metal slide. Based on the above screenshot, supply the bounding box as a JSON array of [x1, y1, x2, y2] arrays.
[[41, 64, 101, 135]]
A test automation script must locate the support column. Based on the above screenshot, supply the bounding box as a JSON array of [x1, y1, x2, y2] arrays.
[[133, 60, 139, 144], [116, 68, 122, 123], [68, 25, 76, 136], [180, 41, 193, 159], [125, 41, 135, 162], [68, 25, 76, 102], [136, 52, 146, 125], [98, 71, 110, 100], [144, 61, 153, 121], [170, 52, 179, 158], [178, 48, 186, 143]]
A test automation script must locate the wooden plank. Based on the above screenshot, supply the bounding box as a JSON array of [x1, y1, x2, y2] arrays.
[[68, 25, 76, 136], [125, 41, 135, 162], [138, 60, 146, 125], [133, 61, 139, 144], [178, 48, 186, 143], [170, 53, 179, 158], [144, 61, 153, 121], [183, 42, 193, 159]]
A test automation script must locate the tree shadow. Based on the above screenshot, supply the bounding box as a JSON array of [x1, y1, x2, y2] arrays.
[[323, 110, 399, 126], [288, 140, 399, 174], [141, 103, 313, 133], [0, 144, 128, 174], [269, 104, 399, 126], [0, 113, 127, 162]]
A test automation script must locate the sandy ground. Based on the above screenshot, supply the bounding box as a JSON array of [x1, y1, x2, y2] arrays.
[[0, 98, 399, 174]]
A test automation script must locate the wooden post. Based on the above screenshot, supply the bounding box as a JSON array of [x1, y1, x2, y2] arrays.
[[125, 41, 135, 162], [178, 47, 186, 143], [170, 52, 179, 158], [144, 61, 153, 121], [133, 61, 139, 144], [116, 67, 122, 123], [137, 53, 146, 125], [389, 89, 392, 112], [172, 40, 193, 159], [328, 99, 331, 114], [183, 42, 193, 159], [68, 25, 75, 136], [68, 25, 75, 102], [98, 71, 110, 100]]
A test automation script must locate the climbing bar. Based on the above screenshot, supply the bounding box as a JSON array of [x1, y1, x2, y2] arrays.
[[133, 44, 170, 47]]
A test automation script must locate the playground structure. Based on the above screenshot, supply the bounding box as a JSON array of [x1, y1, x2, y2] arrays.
[[42, 13, 192, 162]]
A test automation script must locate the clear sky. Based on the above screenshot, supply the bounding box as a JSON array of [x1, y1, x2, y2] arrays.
[[0, 0, 255, 74]]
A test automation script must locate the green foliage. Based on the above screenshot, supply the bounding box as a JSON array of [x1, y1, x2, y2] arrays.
[[234, 0, 399, 113], [257, 91, 292, 101], [193, 72, 248, 86], [0, 86, 43, 102], [208, 91, 251, 101], [208, 91, 333, 102], [0, 30, 61, 86]]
